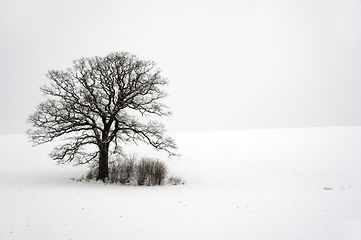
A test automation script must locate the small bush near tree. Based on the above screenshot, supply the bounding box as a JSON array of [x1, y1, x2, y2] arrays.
[[152, 160, 168, 186], [135, 158, 168, 186], [83, 162, 99, 182], [135, 158, 152, 186], [79, 155, 170, 186], [109, 156, 136, 184], [168, 176, 185, 185]]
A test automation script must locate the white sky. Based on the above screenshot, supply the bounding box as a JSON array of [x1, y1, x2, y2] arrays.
[[1, 0, 361, 134]]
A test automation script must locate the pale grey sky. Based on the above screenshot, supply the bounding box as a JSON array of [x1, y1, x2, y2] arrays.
[[1, 0, 361, 134]]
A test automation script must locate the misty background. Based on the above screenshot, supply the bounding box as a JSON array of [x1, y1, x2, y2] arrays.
[[1, 0, 361, 135]]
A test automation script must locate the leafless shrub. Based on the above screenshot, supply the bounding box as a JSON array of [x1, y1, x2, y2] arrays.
[[136, 158, 152, 186], [136, 158, 168, 186], [108, 156, 136, 184], [118, 157, 136, 184], [152, 160, 168, 186], [168, 176, 185, 185], [79, 156, 169, 186]]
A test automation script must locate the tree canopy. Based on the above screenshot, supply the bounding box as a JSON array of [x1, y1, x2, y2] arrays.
[[27, 52, 177, 181]]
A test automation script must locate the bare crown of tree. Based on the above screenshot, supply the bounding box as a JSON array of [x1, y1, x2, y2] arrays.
[[27, 52, 177, 181]]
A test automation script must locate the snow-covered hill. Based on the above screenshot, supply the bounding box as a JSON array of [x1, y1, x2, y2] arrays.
[[1, 127, 360, 239]]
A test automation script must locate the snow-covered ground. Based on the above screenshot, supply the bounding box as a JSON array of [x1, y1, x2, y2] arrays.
[[1, 127, 360, 239]]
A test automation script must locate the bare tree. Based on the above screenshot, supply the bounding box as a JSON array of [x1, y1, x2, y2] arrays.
[[27, 52, 177, 181]]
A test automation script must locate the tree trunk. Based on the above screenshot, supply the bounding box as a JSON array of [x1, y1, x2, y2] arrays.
[[97, 143, 109, 182]]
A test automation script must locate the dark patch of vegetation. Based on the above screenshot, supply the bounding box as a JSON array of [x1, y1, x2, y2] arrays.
[[79, 155, 169, 186]]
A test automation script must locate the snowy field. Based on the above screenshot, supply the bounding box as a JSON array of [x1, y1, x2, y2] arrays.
[[1, 127, 361, 239]]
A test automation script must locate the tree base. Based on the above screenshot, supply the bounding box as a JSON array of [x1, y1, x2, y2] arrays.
[[96, 176, 109, 183]]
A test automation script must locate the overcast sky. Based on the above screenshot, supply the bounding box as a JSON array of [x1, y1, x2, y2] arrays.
[[1, 0, 361, 134]]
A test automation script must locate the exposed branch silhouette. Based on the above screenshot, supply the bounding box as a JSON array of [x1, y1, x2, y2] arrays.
[[27, 52, 177, 181]]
